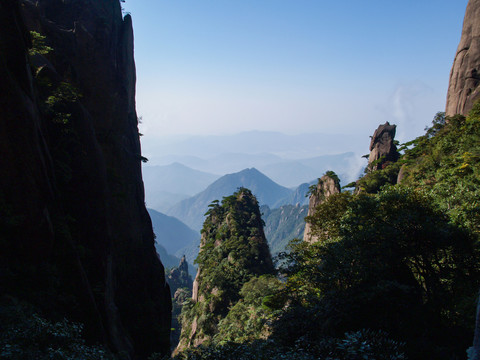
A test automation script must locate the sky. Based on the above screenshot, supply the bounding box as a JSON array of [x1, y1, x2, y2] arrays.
[[123, 0, 469, 147]]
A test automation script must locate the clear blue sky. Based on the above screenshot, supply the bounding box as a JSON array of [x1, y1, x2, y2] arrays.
[[123, 0, 469, 145]]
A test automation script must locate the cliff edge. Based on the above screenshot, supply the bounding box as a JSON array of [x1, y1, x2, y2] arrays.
[[0, 0, 171, 358], [446, 0, 480, 116]]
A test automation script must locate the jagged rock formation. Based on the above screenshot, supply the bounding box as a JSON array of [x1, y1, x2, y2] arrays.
[[177, 188, 274, 352], [0, 0, 171, 358], [367, 122, 399, 171], [168, 255, 194, 296], [446, 0, 480, 116], [303, 173, 341, 243], [167, 256, 194, 351], [447, 3, 480, 355]]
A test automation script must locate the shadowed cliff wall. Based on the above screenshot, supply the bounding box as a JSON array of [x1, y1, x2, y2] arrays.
[[0, 0, 171, 358]]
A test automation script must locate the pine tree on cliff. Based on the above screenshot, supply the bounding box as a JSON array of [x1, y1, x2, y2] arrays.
[[176, 188, 275, 351]]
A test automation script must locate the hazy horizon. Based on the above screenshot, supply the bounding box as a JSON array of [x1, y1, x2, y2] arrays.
[[124, 0, 468, 152]]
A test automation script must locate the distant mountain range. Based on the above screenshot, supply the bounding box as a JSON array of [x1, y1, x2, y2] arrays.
[[275, 182, 312, 207], [167, 168, 293, 231], [143, 163, 220, 212], [140, 131, 366, 269], [148, 208, 200, 273], [259, 152, 363, 187], [143, 152, 364, 193], [142, 131, 365, 162], [143, 152, 363, 266], [146, 169, 312, 268], [261, 204, 308, 256]]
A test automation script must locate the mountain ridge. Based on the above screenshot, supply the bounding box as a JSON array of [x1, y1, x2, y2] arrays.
[[167, 168, 293, 231]]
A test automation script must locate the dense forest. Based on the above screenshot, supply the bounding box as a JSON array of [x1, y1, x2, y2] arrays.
[[169, 105, 480, 360]]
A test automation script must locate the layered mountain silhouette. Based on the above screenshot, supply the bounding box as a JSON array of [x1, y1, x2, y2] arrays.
[[148, 209, 200, 254], [142, 131, 364, 162], [143, 163, 220, 212], [167, 168, 292, 231], [144, 150, 363, 190]]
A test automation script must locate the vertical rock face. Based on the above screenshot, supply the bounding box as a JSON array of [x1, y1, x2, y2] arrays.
[[0, 0, 171, 358], [177, 188, 274, 352], [303, 173, 341, 243], [367, 122, 399, 171], [168, 255, 194, 296], [446, 0, 480, 116], [168, 256, 194, 351]]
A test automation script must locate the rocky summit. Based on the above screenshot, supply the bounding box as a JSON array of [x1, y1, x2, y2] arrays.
[[367, 122, 399, 172], [303, 173, 341, 243], [446, 0, 480, 116]]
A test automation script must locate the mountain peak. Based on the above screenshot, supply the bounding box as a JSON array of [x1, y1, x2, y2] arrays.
[[446, 0, 480, 115], [167, 168, 293, 231]]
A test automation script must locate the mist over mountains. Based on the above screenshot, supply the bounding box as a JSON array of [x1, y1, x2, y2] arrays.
[[142, 132, 366, 205], [140, 130, 367, 270], [147, 166, 315, 267], [142, 131, 365, 162], [167, 168, 293, 231], [143, 163, 220, 212]]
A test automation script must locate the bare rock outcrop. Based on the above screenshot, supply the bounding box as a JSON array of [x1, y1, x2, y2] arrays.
[[168, 256, 194, 351], [168, 255, 194, 296], [446, 0, 480, 116], [368, 122, 399, 172], [303, 173, 341, 243]]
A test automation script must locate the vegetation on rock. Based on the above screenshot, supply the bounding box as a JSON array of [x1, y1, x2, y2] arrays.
[[167, 256, 194, 350], [177, 188, 274, 350], [175, 102, 480, 360]]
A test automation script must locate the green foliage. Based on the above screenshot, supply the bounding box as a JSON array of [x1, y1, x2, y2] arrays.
[[173, 329, 405, 360], [398, 107, 480, 237], [196, 188, 274, 302], [214, 275, 284, 344], [177, 103, 480, 359], [324, 170, 340, 185], [0, 300, 113, 360], [45, 82, 81, 118], [342, 181, 357, 189], [179, 188, 274, 346], [276, 185, 479, 359], [28, 31, 53, 57], [356, 159, 402, 193], [41, 81, 82, 185]]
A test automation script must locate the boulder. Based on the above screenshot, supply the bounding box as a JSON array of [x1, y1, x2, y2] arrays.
[[368, 122, 399, 171]]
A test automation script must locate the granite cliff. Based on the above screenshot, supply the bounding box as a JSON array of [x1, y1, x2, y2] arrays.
[[303, 173, 341, 243], [0, 0, 171, 358], [446, 0, 480, 116], [167, 256, 194, 351], [367, 122, 399, 172]]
